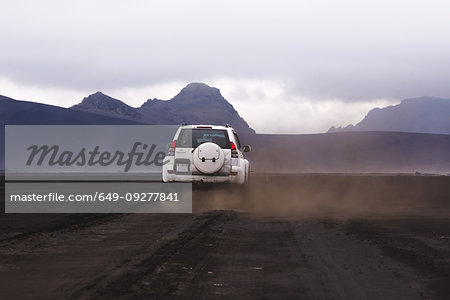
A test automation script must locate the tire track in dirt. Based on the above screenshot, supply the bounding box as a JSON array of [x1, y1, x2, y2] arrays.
[[0, 213, 196, 300], [173, 216, 424, 300], [76, 210, 237, 299]]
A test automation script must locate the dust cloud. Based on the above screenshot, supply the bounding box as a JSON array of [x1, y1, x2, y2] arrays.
[[193, 174, 450, 219]]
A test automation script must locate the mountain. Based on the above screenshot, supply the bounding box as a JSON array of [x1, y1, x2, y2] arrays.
[[328, 96, 450, 135], [140, 82, 254, 133], [0, 95, 140, 126], [71, 92, 143, 120], [70, 83, 255, 134]]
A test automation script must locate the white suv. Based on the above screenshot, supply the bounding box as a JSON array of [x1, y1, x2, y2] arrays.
[[162, 124, 251, 184]]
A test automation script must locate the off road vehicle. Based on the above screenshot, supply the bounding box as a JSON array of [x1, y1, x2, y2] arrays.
[[162, 125, 250, 184]]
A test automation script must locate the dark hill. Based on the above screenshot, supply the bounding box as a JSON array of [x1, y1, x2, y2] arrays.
[[329, 96, 450, 135], [71, 92, 143, 120], [71, 83, 255, 134], [0, 95, 139, 125]]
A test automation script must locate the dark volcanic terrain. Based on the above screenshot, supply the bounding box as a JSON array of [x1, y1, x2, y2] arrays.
[[1, 175, 449, 299]]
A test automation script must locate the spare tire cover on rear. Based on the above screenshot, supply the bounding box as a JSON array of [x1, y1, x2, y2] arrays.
[[193, 142, 225, 174]]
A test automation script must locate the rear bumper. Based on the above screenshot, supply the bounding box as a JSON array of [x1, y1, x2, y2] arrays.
[[165, 174, 238, 183], [163, 165, 245, 184]]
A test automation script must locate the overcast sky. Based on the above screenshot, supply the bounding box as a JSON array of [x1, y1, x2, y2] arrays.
[[1, 0, 450, 133]]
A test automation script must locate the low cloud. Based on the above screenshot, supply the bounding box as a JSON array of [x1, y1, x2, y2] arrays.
[[213, 78, 397, 133], [0, 77, 89, 107], [1, 1, 450, 101]]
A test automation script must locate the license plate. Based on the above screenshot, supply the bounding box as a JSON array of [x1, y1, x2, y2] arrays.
[[176, 163, 189, 172]]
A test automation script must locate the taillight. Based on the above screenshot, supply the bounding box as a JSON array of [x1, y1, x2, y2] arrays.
[[168, 140, 176, 156], [230, 141, 238, 158]]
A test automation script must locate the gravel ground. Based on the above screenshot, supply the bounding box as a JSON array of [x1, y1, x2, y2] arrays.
[[0, 175, 449, 299]]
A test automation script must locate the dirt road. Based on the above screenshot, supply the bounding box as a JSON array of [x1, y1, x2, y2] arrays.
[[0, 175, 449, 299]]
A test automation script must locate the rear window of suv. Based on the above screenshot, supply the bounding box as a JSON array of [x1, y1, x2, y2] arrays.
[[177, 129, 231, 149]]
